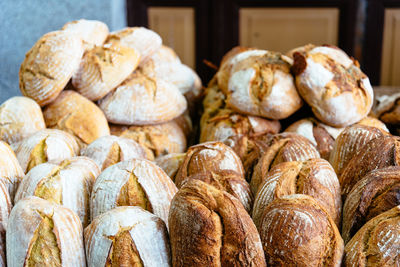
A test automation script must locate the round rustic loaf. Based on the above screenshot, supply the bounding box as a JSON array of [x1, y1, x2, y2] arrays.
[[342, 166, 400, 243], [19, 30, 84, 106], [155, 153, 186, 181], [258, 194, 344, 266], [85, 206, 171, 267], [72, 42, 140, 101], [98, 72, 187, 125], [43, 90, 110, 148], [284, 117, 343, 159], [329, 124, 386, 177], [169, 179, 266, 266], [14, 129, 79, 174], [0, 96, 45, 146], [81, 135, 147, 171], [0, 141, 24, 198], [344, 205, 400, 266], [14, 156, 100, 226], [61, 19, 109, 49], [252, 159, 341, 227], [6, 196, 85, 267], [0, 181, 12, 267], [292, 45, 373, 127], [90, 159, 177, 224]]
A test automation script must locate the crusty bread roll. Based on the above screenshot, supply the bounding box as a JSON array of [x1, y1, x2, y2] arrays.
[[339, 136, 400, 200], [329, 125, 386, 178], [90, 159, 177, 224], [252, 159, 341, 227], [98, 72, 187, 125], [285, 43, 316, 58], [222, 50, 303, 119], [6, 196, 85, 267], [155, 153, 186, 181], [169, 179, 266, 266], [61, 19, 109, 49], [43, 90, 110, 147], [15, 129, 79, 173], [19, 30, 84, 106], [0, 181, 12, 267], [0, 96, 46, 146], [344, 205, 400, 266], [84, 206, 171, 267], [259, 194, 344, 266], [14, 156, 100, 226], [175, 141, 245, 185], [357, 116, 389, 132], [72, 42, 140, 101], [342, 166, 400, 243], [110, 119, 187, 160], [292, 45, 373, 127], [106, 27, 162, 65], [373, 92, 400, 125], [80, 135, 146, 171], [284, 117, 343, 159], [0, 141, 24, 199], [250, 132, 320, 194]]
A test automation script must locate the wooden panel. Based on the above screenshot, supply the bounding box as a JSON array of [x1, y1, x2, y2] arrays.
[[148, 7, 195, 68], [239, 8, 339, 53], [381, 8, 400, 86]]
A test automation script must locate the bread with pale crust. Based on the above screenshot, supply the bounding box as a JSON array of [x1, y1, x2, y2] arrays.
[[61, 19, 109, 49], [0, 141, 24, 198]]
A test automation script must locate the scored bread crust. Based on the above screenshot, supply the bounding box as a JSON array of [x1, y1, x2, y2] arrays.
[[6, 196, 85, 267], [252, 159, 341, 227], [61, 19, 109, 49], [344, 206, 400, 266], [357, 116, 389, 132], [43, 90, 110, 147], [0, 141, 24, 199], [168, 179, 266, 267], [342, 166, 400, 243], [259, 194, 344, 266], [90, 159, 177, 224], [84, 206, 171, 267], [19, 30, 84, 106], [155, 153, 186, 181]]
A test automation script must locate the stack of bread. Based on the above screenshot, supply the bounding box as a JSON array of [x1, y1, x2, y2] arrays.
[[1, 17, 399, 266]]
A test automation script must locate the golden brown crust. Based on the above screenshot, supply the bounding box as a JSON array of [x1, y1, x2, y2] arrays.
[[43, 90, 110, 147], [339, 136, 400, 200], [252, 159, 341, 227], [356, 116, 389, 132], [342, 166, 400, 243], [259, 194, 344, 266], [344, 206, 400, 266], [168, 179, 266, 267]]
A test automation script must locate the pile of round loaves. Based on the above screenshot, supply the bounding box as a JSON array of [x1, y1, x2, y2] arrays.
[[0, 19, 399, 266]]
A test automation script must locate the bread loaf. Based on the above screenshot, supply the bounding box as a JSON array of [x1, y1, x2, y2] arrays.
[[15, 129, 79, 173], [373, 92, 400, 126], [342, 166, 400, 243], [84, 206, 171, 267], [98, 72, 187, 125], [110, 119, 187, 160], [6, 196, 85, 267], [0, 181, 12, 267], [43, 90, 110, 148], [155, 153, 186, 181], [357, 116, 389, 132], [81, 135, 147, 171], [14, 156, 100, 226], [72, 42, 140, 101], [106, 27, 162, 65], [90, 159, 177, 224], [175, 141, 245, 185], [169, 179, 266, 266], [250, 132, 320, 194], [252, 159, 341, 227], [284, 117, 343, 159], [19, 30, 84, 106], [258, 194, 344, 266], [0, 96, 45, 146], [61, 19, 109, 49], [339, 136, 400, 200], [344, 205, 400, 266], [329, 124, 386, 177], [0, 141, 24, 198], [292, 45, 373, 127]]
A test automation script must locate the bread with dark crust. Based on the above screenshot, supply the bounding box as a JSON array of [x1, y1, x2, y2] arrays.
[[168, 179, 266, 267], [259, 194, 344, 266], [342, 166, 400, 243]]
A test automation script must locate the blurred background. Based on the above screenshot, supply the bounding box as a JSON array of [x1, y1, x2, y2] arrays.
[[1, 0, 399, 103]]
